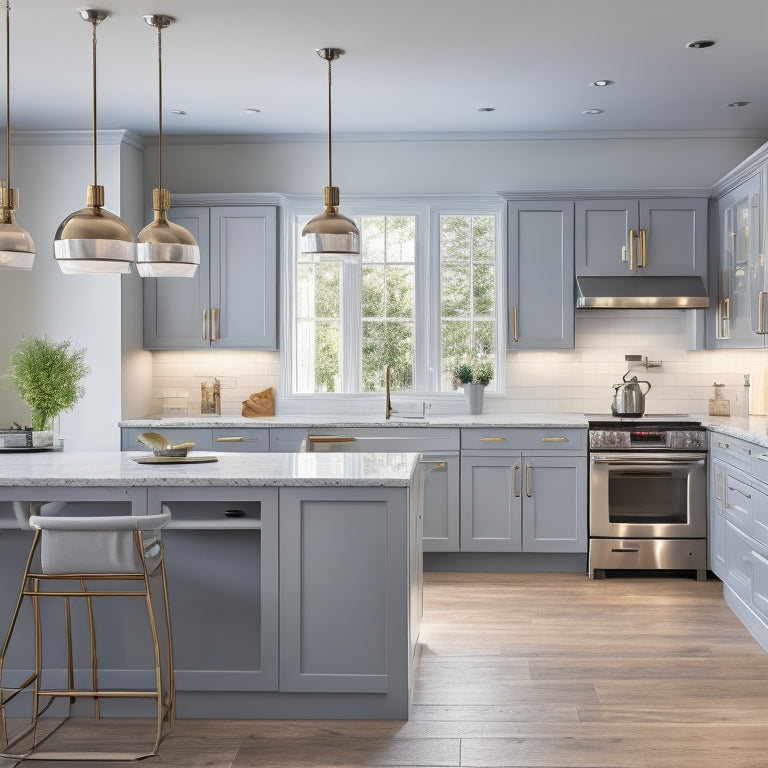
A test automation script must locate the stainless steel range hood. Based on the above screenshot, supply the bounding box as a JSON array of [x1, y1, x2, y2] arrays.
[[575, 276, 710, 309]]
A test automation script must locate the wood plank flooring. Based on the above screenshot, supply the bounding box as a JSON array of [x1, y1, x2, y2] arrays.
[[6, 571, 768, 767]]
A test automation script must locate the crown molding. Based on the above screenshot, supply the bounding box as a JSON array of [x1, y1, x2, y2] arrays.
[[9, 129, 145, 150]]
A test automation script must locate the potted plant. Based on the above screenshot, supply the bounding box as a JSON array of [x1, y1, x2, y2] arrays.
[[453, 361, 494, 415], [4, 335, 90, 447]]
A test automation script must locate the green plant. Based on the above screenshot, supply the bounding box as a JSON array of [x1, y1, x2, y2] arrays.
[[5, 335, 90, 431], [452, 361, 494, 388]]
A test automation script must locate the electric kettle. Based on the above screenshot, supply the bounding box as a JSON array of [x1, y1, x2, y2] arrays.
[[611, 372, 652, 417]]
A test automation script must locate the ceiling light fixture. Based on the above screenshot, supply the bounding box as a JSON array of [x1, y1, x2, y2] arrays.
[[583, 108, 604, 115], [136, 14, 200, 278], [478, 106, 496, 112], [590, 79, 615, 87], [301, 47, 360, 258], [686, 39, 716, 49], [0, 0, 34, 269], [727, 101, 750, 108], [54, 9, 134, 275]]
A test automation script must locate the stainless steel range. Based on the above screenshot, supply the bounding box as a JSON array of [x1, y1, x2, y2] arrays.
[[587, 417, 708, 580]]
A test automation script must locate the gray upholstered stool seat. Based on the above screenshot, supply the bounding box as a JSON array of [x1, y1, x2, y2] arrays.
[[0, 511, 175, 761]]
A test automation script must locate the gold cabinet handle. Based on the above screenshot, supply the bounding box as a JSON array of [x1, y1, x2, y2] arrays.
[[480, 436, 508, 442], [202, 309, 209, 341], [307, 435, 357, 451], [620, 245, 628, 263], [215, 436, 245, 442], [512, 306, 519, 343], [418, 460, 447, 472], [628, 230, 637, 271], [212, 307, 220, 341], [724, 296, 730, 321], [513, 463, 520, 498], [759, 290, 768, 334], [525, 464, 532, 498], [639, 229, 647, 268], [541, 436, 568, 442]]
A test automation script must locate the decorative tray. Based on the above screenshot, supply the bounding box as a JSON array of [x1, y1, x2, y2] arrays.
[[131, 455, 218, 465]]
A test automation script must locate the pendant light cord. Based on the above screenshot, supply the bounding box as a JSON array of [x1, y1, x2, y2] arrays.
[[90, 16, 98, 189], [326, 53, 332, 190], [4, 0, 10, 194], [156, 22, 163, 192]]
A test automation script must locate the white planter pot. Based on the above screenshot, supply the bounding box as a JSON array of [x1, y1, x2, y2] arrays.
[[32, 430, 54, 448], [463, 383, 485, 415]]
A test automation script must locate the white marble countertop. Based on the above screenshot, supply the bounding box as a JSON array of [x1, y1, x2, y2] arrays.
[[701, 415, 768, 450], [119, 412, 590, 429], [0, 451, 419, 487]]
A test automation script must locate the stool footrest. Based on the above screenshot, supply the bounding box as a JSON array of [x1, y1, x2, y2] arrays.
[[38, 689, 162, 699]]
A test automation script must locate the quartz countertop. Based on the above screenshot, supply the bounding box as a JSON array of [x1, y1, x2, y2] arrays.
[[701, 415, 768, 450], [119, 412, 589, 429], [0, 451, 419, 487]]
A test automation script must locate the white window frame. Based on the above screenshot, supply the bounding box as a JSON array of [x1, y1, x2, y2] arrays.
[[280, 195, 506, 412]]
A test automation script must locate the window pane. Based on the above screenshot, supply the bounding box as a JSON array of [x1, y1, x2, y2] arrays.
[[386, 265, 415, 318], [386, 217, 416, 263], [472, 216, 496, 261], [441, 265, 471, 317], [440, 216, 471, 262], [361, 218, 386, 263], [473, 264, 496, 316], [362, 265, 385, 317], [441, 320, 471, 390], [362, 321, 414, 392], [296, 320, 341, 393]]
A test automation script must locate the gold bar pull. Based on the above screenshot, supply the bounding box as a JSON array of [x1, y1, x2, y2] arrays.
[[620, 245, 628, 263], [212, 308, 220, 341], [541, 436, 568, 442], [513, 464, 520, 498], [202, 309, 209, 341], [525, 464, 532, 498], [724, 296, 730, 320], [639, 229, 647, 268], [512, 306, 519, 343], [215, 436, 245, 442], [628, 230, 637, 271], [418, 460, 447, 472], [759, 290, 768, 334], [480, 436, 508, 442]]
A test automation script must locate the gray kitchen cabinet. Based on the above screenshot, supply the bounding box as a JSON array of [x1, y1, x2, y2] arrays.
[[121, 426, 308, 454], [121, 426, 214, 451], [575, 198, 707, 278], [507, 201, 574, 349], [150, 487, 279, 695], [277, 486, 416, 695], [143, 205, 277, 350], [709, 457, 727, 578], [268, 428, 309, 452], [213, 428, 269, 452], [707, 172, 765, 348], [419, 454, 460, 552], [460, 428, 587, 553]]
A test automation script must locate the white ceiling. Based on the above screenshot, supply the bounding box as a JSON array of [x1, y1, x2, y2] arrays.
[[7, 0, 768, 139]]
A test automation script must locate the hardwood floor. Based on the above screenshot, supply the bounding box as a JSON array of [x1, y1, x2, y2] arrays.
[[6, 571, 768, 767]]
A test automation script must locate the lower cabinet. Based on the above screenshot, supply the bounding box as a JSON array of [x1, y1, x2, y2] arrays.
[[420, 454, 460, 552], [709, 458, 727, 577]]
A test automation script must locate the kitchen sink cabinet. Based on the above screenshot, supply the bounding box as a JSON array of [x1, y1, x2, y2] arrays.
[[143, 205, 278, 350], [459, 428, 587, 553], [507, 201, 574, 349], [575, 198, 707, 278]]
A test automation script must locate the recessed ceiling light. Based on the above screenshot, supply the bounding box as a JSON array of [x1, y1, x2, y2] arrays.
[[244, 108, 262, 114], [171, 109, 186, 116], [727, 101, 750, 108], [477, 106, 496, 112], [582, 108, 604, 115], [686, 39, 716, 49], [590, 80, 615, 87]]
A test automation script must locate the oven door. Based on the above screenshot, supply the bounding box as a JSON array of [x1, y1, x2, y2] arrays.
[[589, 452, 707, 538]]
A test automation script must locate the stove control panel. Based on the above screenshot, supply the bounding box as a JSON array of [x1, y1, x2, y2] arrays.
[[589, 428, 707, 451]]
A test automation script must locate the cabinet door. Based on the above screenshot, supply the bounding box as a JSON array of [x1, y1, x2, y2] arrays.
[[575, 200, 638, 277], [709, 458, 728, 577], [420, 454, 460, 552], [210, 207, 277, 349], [269, 428, 309, 452], [522, 455, 587, 553], [507, 202, 574, 349], [143, 207, 212, 349], [460, 455, 522, 551]]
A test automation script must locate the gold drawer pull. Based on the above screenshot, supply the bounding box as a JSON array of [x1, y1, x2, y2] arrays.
[[480, 436, 508, 442], [216, 436, 245, 442], [541, 436, 568, 442]]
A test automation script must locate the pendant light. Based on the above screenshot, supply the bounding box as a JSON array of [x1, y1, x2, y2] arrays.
[[136, 14, 199, 278], [300, 48, 360, 258], [0, 0, 34, 269], [54, 9, 135, 275]]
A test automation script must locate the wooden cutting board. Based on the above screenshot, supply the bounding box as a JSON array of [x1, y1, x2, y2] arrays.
[[750, 368, 768, 416]]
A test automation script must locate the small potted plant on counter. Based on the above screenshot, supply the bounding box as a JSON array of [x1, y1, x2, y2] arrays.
[[453, 360, 494, 415], [4, 335, 90, 447]]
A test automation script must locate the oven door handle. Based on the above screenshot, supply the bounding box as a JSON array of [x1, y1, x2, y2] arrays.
[[591, 452, 707, 464]]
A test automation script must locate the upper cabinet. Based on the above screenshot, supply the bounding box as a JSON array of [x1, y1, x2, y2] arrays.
[[507, 201, 574, 350], [575, 198, 707, 278], [144, 205, 278, 350]]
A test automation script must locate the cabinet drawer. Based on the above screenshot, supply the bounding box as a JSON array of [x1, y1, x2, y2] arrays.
[[307, 427, 460, 453], [461, 428, 585, 452], [726, 520, 754, 606], [725, 469, 753, 534], [121, 427, 213, 452], [269, 428, 308, 452], [710, 434, 754, 472], [213, 428, 269, 452]]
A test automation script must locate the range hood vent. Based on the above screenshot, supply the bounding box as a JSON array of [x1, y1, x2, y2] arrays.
[[575, 276, 710, 309]]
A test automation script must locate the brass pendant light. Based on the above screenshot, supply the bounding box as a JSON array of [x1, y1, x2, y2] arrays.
[[136, 14, 199, 278], [300, 47, 360, 258], [54, 9, 135, 275], [0, 0, 34, 269]]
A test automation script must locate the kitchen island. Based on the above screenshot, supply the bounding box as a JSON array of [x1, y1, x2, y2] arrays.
[[0, 451, 422, 719]]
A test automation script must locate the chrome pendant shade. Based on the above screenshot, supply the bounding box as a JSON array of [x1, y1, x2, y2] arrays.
[[0, 0, 35, 269], [301, 47, 360, 258], [54, 9, 134, 275], [136, 14, 199, 278]]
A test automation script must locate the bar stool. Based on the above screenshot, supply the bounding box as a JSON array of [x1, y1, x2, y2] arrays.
[[0, 511, 175, 761]]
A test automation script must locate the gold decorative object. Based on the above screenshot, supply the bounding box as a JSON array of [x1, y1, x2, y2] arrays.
[[242, 387, 275, 417]]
